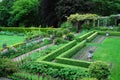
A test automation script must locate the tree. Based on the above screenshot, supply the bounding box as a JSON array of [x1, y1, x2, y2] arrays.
[[55, 0, 94, 25], [0, 0, 15, 26], [8, 0, 40, 27], [41, 0, 58, 27], [91, 0, 120, 16]]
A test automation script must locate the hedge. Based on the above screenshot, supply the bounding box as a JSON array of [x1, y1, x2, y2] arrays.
[[76, 31, 95, 42], [93, 27, 119, 31], [0, 42, 24, 51], [0, 27, 60, 33], [36, 61, 88, 71], [86, 32, 98, 42], [56, 58, 91, 68], [58, 40, 86, 58], [37, 40, 77, 61], [98, 31, 120, 36]]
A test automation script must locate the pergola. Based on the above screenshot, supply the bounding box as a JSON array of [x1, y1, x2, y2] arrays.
[[97, 14, 120, 27], [110, 14, 120, 26]]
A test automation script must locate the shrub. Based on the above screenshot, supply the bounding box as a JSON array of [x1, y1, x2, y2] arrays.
[[37, 40, 76, 61], [0, 58, 18, 77], [89, 61, 110, 80], [86, 32, 98, 42], [82, 78, 98, 80], [76, 31, 94, 42], [56, 58, 91, 68], [81, 22, 93, 30], [63, 29, 70, 35], [54, 38, 65, 45], [65, 33, 75, 41], [98, 31, 120, 36], [55, 31, 63, 37], [59, 40, 86, 58], [43, 38, 51, 44]]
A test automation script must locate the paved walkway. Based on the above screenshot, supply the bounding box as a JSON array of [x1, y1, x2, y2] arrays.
[[12, 44, 53, 62]]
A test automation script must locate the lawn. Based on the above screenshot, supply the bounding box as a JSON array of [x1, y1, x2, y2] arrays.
[[93, 37, 120, 80], [0, 35, 25, 48]]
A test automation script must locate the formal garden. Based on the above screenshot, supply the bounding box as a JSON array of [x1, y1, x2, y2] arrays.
[[1, 0, 120, 80]]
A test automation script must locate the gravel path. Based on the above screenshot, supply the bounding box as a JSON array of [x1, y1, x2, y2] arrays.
[[12, 44, 53, 62], [72, 35, 106, 61]]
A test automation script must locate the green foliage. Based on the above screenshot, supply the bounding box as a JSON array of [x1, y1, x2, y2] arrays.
[[86, 32, 98, 42], [60, 22, 76, 32], [54, 38, 66, 45], [76, 31, 94, 42], [89, 61, 110, 80], [81, 22, 93, 30], [67, 13, 100, 22], [56, 57, 91, 68], [59, 68, 88, 80], [37, 40, 76, 61], [62, 29, 70, 35], [55, 31, 63, 37], [65, 33, 75, 41], [0, 0, 15, 26], [0, 58, 18, 77], [98, 31, 120, 36], [0, 27, 58, 33], [43, 38, 51, 45], [91, 0, 120, 16], [9, 72, 39, 80], [55, 0, 94, 24], [8, 0, 40, 26], [82, 77, 98, 80], [93, 27, 119, 31], [21, 61, 88, 80], [59, 40, 86, 58]]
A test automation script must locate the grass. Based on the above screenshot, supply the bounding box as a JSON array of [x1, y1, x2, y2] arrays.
[[93, 37, 120, 80], [0, 35, 25, 48]]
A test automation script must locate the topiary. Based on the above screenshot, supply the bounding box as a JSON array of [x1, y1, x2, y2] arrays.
[[89, 61, 110, 80]]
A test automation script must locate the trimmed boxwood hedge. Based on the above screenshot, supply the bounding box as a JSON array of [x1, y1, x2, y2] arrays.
[[0, 42, 24, 51], [93, 27, 119, 31], [76, 31, 95, 42], [0, 27, 60, 33], [56, 58, 91, 68], [98, 31, 120, 36], [58, 40, 86, 58], [37, 40, 77, 61], [37, 61, 88, 71], [86, 32, 98, 42]]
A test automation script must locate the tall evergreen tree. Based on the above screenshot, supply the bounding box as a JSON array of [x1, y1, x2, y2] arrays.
[[55, 0, 94, 25], [41, 0, 58, 27]]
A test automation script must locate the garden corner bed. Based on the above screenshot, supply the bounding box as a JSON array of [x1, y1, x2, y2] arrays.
[[36, 31, 120, 80]]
